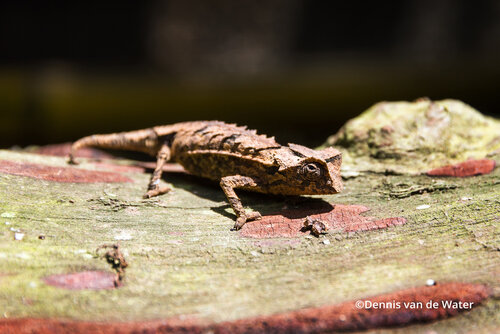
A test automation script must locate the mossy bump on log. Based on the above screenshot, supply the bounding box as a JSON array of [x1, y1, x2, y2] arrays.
[[323, 98, 500, 175]]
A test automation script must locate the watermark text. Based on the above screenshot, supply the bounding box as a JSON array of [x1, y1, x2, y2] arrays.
[[355, 299, 474, 310]]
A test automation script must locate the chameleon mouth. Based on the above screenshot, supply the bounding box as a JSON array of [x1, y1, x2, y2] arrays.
[[327, 174, 343, 193]]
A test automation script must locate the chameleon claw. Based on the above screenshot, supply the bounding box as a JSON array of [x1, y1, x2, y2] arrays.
[[143, 186, 170, 199], [233, 211, 261, 230], [233, 216, 248, 231], [67, 155, 79, 165]]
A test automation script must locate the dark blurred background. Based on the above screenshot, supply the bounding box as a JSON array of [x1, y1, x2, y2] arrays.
[[1, 0, 499, 148]]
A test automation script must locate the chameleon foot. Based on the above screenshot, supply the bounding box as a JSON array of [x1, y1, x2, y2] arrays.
[[247, 211, 262, 221], [67, 155, 79, 165], [143, 186, 170, 199], [233, 211, 262, 230], [302, 216, 328, 237]]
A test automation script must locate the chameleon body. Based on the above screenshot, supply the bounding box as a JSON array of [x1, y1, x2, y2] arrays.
[[68, 121, 343, 229]]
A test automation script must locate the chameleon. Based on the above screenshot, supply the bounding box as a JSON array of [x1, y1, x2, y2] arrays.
[[68, 121, 343, 230]]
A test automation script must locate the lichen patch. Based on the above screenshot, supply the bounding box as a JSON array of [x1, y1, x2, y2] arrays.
[[0, 282, 489, 333], [426, 159, 496, 177], [240, 202, 406, 238], [43, 271, 117, 290], [0, 160, 133, 183]]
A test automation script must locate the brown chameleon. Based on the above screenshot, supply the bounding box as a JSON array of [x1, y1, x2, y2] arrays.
[[68, 121, 343, 230]]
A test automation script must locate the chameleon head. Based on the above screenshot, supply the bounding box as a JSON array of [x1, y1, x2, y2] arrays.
[[295, 153, 343, 195], [318, 146, 343, 193], [271, 144, 343, 195]]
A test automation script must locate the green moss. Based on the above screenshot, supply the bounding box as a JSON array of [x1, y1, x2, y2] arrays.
[[0, 149, 498, 332], [323, 98, 500, 174]]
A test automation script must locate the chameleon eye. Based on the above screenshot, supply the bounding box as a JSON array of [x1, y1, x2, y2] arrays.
[[300, 162, 322, 178], [306, 164, 317, 172]]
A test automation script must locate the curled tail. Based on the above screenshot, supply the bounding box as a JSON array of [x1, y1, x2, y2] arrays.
[[68, 134, 107, 164], [67, 129, 160, 164]]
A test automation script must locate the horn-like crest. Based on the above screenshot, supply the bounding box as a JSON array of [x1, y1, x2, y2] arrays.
[[288, 143, 319, 158]]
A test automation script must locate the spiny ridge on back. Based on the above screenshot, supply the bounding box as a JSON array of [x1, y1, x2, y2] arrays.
[[177, 121, 281, 155]]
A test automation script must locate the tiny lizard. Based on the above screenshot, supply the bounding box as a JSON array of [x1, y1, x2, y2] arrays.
[[68, 121, 343, 230]]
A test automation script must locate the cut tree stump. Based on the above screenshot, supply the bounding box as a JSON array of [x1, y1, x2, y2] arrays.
[[0, 148, 498, 333]]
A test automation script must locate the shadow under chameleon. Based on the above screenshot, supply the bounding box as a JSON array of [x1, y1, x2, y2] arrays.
[[139, 163, 335, 222]]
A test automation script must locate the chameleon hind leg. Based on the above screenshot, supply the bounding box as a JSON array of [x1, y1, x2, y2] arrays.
[[220, 175, 262, 230], [143, 145, 171, 199]]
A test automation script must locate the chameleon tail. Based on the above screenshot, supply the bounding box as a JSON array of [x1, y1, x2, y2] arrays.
[[67, 129, 159, 164], [68, 134, 104, 164]]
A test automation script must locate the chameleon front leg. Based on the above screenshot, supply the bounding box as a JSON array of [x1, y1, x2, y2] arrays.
[[143, 145, 171, 199], [219, 175, 262, 230]]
